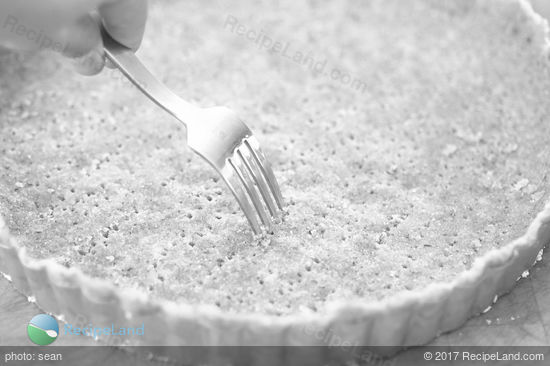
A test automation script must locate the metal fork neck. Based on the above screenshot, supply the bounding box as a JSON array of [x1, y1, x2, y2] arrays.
[[102, 30, 200, 128]]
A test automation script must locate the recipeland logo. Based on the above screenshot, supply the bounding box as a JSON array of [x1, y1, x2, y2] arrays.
[[27, 314, 59, 346], [64, 322, 145, 338], [27, 313, 145, 346]]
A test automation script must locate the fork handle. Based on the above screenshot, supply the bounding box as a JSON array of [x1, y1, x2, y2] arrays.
[[102, 29, 199, 127]]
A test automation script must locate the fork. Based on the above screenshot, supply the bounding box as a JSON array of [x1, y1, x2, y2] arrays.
[[102, 31, 284, 234]]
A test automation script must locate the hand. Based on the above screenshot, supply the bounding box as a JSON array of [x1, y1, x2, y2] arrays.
[[0, 0, 147, 75]]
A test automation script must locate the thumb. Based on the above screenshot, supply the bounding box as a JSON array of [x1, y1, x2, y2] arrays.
[[58, 14, 105, 76], [99, 0, 148, 51]]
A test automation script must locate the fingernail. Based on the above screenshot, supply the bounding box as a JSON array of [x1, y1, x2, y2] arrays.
[[72, 48, 105, 76]]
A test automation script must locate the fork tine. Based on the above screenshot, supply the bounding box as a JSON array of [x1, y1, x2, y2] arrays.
[[228, 156, 272, 230], [220, 165, 262, 234], [245, 137, 284, 210], [237, 147, 279, 217]]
